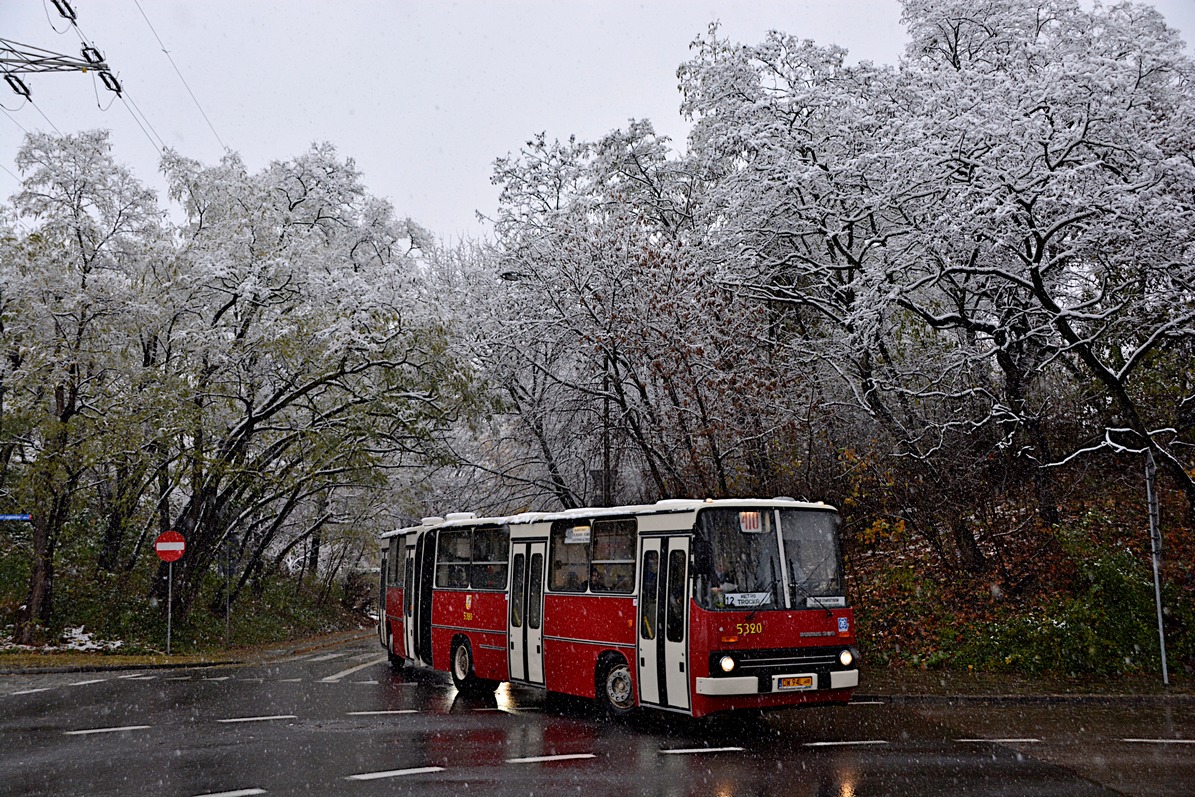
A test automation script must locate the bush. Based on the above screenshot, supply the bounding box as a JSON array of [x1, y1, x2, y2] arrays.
[[957, 529, 1184, 676]]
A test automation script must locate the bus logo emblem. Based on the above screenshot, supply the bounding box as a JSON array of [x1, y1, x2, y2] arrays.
[[837, 617, 849, 634]]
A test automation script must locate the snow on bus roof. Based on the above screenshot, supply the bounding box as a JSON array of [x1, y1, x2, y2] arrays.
[[379, 497, 835, 539]]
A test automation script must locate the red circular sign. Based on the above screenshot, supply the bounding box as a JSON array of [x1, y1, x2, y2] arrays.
[[155, 531, 186, 562]]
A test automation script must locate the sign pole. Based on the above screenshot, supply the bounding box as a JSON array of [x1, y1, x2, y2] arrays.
[[167, 560, 173, 656], [154, 531, 185, 658]]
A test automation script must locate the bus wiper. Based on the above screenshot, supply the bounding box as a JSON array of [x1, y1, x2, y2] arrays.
[[744, 578, 779, 623], [792, 579, 834, 617]]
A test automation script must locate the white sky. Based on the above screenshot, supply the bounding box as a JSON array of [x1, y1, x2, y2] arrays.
[[3, 1, 1194, 241]]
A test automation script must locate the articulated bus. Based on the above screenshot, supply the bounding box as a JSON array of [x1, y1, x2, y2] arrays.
[[377, 498, 858, 717]]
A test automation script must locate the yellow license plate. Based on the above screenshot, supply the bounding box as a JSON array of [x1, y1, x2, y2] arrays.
[[778, 675, 815, 691]]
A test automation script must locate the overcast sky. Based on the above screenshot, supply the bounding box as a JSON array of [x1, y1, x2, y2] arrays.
[[3, 1, 1194, 241]]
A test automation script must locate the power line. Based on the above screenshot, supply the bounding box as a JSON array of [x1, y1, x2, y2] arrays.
[[132, 0, 228, 152], [120, 93, 164, 154], [1, 108, 30, 135], [29, 100, 61, 134]]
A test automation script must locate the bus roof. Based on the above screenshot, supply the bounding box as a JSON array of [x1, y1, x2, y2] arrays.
[[377, 497, 836, 540]]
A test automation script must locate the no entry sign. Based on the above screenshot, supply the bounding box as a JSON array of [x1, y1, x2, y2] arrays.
[[155, 531, 186, 562]]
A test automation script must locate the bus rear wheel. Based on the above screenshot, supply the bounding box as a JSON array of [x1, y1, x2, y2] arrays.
[[451, 638, 497, 694], [597, 656, 636, 717]]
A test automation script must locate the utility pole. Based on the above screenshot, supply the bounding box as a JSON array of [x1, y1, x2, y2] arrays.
[[1144, 450, 1169, 686]]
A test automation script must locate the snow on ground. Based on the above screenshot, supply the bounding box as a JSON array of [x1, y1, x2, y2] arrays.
[[0, 626, 123, 652]]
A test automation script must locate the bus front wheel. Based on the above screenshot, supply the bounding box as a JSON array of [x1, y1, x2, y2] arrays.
[[596, 655, 636, 717], [451, 638, 497, 694]]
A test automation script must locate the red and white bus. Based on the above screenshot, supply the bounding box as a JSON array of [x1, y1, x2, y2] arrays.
[[378, 498, 858, 717]]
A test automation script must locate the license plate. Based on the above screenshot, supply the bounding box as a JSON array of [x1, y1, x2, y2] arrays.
[[776, 675, 815, 691]]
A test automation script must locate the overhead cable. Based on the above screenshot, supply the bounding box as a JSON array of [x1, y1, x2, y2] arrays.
[[132, 0, 228, 151]]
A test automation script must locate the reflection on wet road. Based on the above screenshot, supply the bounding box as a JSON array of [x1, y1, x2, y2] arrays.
[[1, 637, 1190, 796]]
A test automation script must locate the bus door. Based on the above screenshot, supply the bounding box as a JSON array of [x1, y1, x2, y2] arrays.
[[409, 531, 436, 666], [402, 543, 416, 661], [378, 546, 389, 649], [508, 540, 546, 685], [637, 535, 691, 711]]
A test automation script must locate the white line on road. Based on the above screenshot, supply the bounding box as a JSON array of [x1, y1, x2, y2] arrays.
[[191, 789, 268, 797], [68, 678, 107, 687], [306, 653, 347, 662], [850, 701, 885, 705], [203, 676, 232, 682], [64, 725, 152, 736], [346, 710, 418, 716], [216, 715, 297, 724], [957, 738, 1041, 744], [1122, 738, 1195, 744], [118, 673, 146, 679], [10, 687, 51, 695], [165, 676, 192, 681], [660, 747, 744, 755], [349, 651, 385, 661], [803, 740, 888, 748], [507, 753, 596, 764], [345, 766, 445, 781], [319, 656, 388, 683], [278, 678, 303, 683]]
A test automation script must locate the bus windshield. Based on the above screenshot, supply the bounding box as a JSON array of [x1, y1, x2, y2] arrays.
[[779, 508, 843, 605], [694, 506, 843, 611]]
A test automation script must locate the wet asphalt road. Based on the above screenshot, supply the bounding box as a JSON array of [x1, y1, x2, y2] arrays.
[[1, 637, 1192, 796]]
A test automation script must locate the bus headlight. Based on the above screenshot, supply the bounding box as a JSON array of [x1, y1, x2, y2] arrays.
[[719, 655, 736, 673], [838, 648, 854, 667]]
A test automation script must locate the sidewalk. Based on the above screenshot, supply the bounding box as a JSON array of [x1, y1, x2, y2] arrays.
[[854, 666, 1195, 703]]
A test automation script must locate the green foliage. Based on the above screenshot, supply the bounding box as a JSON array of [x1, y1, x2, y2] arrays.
[[955, 529, 1188, 676]]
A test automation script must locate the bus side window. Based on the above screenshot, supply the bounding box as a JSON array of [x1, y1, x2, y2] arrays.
[[436, 528, 472, 588], [388, 538, 403, 587], [591, 518, 634, 594], [471, 525, 509, 590], [549, 521, 589, 592]]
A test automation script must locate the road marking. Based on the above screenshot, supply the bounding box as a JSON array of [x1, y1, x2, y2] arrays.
[[507, 753, 596, 764], [216, 715, 297, 724], [660, 746, 744, 755], [345, 766, 445, 781], [191, 789, 267, 797], [850, 701, 884, 705], [122, 675, 157, 681], [803, 740, 888, 748], [10, 687, 51, 695], [165, 676, 192, 681], [68, 678, 107, 687], [64, 725, 152, 735], [307, 653, 347, 662], [118, 673, 146, 679], [957, 738, 1041, 744], [319, 656, 388, 683], [352, 680, 379, 685], [1122, 738, 1195, 745], [203, 676, 232, 682], [346, 710, 418, 716], [279, 678, 303, 683]]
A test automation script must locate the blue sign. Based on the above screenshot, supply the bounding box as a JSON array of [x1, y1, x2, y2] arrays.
[[0, 514, 32, 521]]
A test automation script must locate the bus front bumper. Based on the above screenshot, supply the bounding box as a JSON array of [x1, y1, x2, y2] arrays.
[[696, 669, 859, 696]]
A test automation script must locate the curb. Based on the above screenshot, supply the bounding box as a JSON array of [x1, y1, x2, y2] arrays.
[[0, 630, 375, 676], [854, 692, 1195, 705]]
